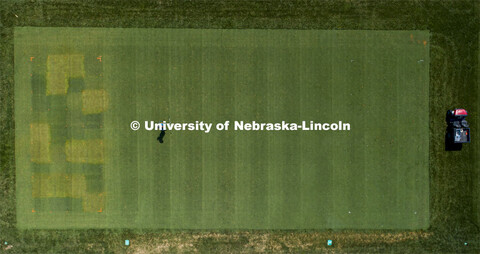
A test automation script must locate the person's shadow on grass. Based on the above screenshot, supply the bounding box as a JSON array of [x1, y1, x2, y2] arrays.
[[157, 130, 166, 143]]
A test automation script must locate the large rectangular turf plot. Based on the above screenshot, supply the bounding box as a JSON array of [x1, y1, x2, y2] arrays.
[[15, 28, 429, 229]]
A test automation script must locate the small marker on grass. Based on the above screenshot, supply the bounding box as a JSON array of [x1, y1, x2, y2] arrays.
[[125, 240, 130, 246], [327, 240, 333, 246]]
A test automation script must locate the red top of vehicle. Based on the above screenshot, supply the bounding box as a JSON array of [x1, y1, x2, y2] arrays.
[[454, 109, 468, 116]]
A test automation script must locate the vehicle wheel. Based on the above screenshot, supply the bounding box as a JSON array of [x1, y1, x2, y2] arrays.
[[447, 110, 455, 119]]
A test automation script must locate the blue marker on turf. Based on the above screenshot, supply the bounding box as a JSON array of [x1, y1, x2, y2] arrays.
[[125, 240, 130, 246]]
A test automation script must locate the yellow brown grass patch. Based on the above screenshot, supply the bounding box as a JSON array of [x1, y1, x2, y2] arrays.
[[65, 139, 104, 164], [47, 54, 85, 77], [31, 173, 86, 198], [46, 54, 85, 95], [30, 123, 51, 163], [82, 192, 105, 212], [46, 71, 68, 95], [31, 173, 105, 213], [81, 89, 109, 114], [47, 55, 69, 73]]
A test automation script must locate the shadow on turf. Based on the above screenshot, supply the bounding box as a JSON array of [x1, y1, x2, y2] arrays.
[[157, 130, 166, 143], [445, 134, 463, 151]]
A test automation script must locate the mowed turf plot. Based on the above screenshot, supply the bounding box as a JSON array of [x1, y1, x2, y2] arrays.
[[15, 27, 430, 229]]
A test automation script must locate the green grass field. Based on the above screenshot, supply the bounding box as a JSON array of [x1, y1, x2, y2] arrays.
[[15, 27, 429, 230]]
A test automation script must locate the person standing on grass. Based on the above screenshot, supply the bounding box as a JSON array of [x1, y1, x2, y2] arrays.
[[157, 123, 166, 143]]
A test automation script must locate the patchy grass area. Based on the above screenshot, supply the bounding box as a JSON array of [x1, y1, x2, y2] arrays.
[[0, 0, 479, 252]]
